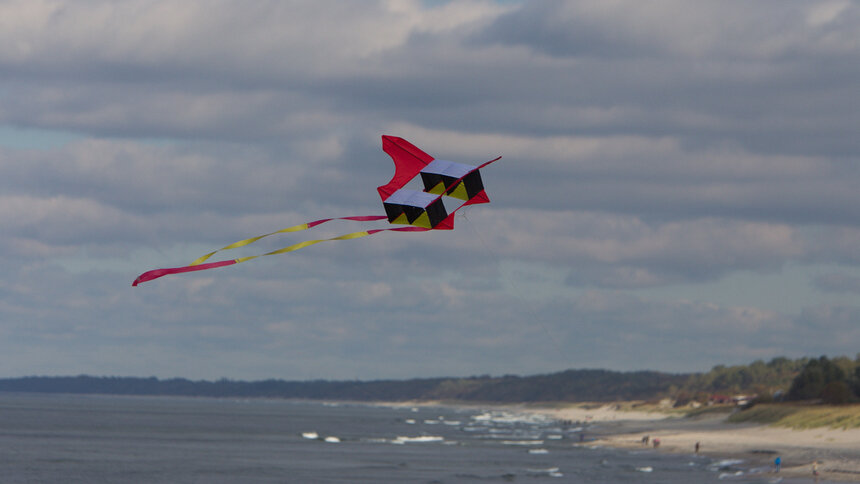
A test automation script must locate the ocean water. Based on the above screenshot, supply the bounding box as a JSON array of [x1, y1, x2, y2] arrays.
[[0, 393, 817, 483]]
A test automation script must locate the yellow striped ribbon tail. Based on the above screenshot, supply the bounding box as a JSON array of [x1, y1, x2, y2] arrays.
[[133, 224, 429, 286], [231, 226, 428, 264], [234, 230, 374, 264], [189, 215, 387, 266]]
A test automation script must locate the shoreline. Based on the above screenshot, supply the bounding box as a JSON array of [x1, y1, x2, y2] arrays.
[[528, 404, 860, 482]]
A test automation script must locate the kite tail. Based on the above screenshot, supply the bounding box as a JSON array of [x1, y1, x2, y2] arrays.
[[132, 222, 427, 286], [132, 260, 238, 286], [189, 215, 388, 266]]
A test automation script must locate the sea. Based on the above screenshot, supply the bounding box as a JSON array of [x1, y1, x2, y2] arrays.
[[0, 393, 827, 483]]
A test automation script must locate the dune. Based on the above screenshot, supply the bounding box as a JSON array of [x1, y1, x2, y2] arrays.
[[536, 404, 860, 482]]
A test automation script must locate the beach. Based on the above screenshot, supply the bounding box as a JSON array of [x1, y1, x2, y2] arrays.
[[532, 404, 860, 482]]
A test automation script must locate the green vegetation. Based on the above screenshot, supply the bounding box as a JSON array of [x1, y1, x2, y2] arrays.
[[2, 355, 859, 413], [683, 405, 735, 418], [673, 356, 808, 405], [728, 403, 860, 429], [787, 355, 858, 403], [727, 404, 802, 424], [0, 370, 689, 403], [673, 355, 860, 406], [720, 355, 860, 429], [778, 406, 860, 429]]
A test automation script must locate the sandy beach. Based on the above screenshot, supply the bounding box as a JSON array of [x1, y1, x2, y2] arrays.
[[533, 404, 860, 482]]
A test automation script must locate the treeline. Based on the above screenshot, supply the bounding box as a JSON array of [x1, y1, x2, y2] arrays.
[[0, 356, 855, 403], [675, 355, 860, 405], [0, 370, 688, 403], [783, 355, 860, 404], [672, 356, 809, 405]]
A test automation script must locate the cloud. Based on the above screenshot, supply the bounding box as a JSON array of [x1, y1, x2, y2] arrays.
[[812, 272, 860, 294], [479, 1, 860, 59], [1, 250, 846, 379], [1, 0, 859, 379], [478, 210, 805, 287]]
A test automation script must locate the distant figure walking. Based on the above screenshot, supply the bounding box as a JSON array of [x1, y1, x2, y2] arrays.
[[774, 456, 781, 472], [812, 460, 819, 476], [694, 441, 700, 454], [642, 435, 649, 445], [652, 438, 660, 449]]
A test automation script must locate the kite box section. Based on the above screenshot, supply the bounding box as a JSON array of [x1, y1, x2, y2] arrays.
[[383, 189, 448, 229], [420, 159, 487, 201], [382, 159, 490, 229]]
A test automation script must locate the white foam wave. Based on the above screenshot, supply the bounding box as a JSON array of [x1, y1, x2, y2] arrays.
[[301, 431, 319, 440], [483, 430, 542, 440], [324, 436, 341, 443], [391, 435, 445, 444], [635, 466, 653, 473], [710, 459, 744, 468], [501, 440, 544, 446], [528, 448, 549, 454], [472, 411, 552, 425], [527, 466, 561, 476]]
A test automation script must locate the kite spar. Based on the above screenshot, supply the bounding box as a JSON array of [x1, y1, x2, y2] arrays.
[[132, 136, 500, 286]]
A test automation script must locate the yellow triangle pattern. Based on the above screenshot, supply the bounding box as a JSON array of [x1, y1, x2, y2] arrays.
[[411, 212, 433, 228], [446, 182, 469, 200], [427, 181, 446, 195], [392, 212, 410, 225]]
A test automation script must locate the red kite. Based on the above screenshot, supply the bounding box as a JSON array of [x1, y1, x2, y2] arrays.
[[133, 136, 500, 286]]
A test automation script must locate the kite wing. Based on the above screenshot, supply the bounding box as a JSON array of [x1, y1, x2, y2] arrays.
[[133, 135, 500, 286]]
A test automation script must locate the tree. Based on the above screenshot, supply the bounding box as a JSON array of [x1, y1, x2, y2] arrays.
[[854, 366, 860, 398], [820, 381, 852, 405], [787, 356, 847, 401]]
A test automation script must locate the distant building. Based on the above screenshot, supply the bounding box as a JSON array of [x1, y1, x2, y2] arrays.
[[708, 394, 756, 406]]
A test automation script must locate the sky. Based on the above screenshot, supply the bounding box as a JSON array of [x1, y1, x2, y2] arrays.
[[2, 0, 860, 381]]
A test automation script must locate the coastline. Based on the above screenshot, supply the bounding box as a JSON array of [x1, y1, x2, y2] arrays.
[[530, 404, 860, 482]]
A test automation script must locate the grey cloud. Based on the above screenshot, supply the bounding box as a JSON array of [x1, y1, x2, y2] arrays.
[[478, 1, 860, 60], [797, 304, 860, 344], [812, 272, 860, 294], [487, 210, 802, 287], [5, 0, 860, 161], [805, 227, 860, 265], [1, 0, 860, 379], [0, 252, 843, 379], [470, 1, 860, 157]]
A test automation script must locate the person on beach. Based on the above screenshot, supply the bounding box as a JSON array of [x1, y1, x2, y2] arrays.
[[812, 460, 819, 476], [774, 456, 781, 472], [694, 441, 700, 454]]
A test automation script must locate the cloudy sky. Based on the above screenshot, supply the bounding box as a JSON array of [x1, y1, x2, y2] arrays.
[[2, 0, 859, 381]]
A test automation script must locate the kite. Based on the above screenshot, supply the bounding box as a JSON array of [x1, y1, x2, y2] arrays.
[[132, 135, 501, 286]]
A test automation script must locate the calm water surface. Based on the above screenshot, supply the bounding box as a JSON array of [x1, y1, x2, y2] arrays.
[[0, 393, 823, 483]]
